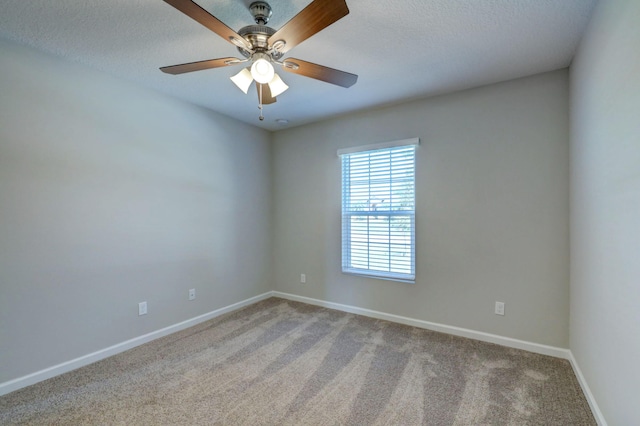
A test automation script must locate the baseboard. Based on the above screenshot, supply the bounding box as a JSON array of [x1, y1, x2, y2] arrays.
[[272, 291, 570, 359], [0, 292, 273, 396], [567, 351, 608, 426], [2, 290, 607, 426], [274, 291, 610, 423]]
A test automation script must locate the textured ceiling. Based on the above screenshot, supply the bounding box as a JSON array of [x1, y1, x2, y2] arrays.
[[0, 0, 597, 131]]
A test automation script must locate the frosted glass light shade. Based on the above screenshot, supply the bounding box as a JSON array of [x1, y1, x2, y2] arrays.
[[268, 73, 289, 97], [230, 68, 253, 94], [251, 58, 275, 84]]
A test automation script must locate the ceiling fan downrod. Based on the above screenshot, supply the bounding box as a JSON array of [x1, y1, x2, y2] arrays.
[[249, 1, 272, 25]]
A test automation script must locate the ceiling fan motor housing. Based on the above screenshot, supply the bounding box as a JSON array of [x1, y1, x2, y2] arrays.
[[238, 25, 283, 61], [238, 2, 284, 61], [237, 25, 278, 58]]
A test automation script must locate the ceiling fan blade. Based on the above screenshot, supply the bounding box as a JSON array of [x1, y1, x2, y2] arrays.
[[268, 0, 349, 53], [257, 83, 277, 105], [282, 58, 357, 88], [162, 0, 251, 50], [160, 57, 240, 75]]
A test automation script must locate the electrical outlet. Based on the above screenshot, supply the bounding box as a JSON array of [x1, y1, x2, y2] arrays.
[[495, 301, 505, 316], [300, 274, 306, 284], [138, 301, 147, 316], [189, 288, 196, 301]]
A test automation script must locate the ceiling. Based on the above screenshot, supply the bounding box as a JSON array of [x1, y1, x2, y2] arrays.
[[0, 0, 597, 131]]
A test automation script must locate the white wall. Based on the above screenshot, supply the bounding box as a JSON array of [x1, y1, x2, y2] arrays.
[[0, 38, 272, 383], [570, 0, 640, 423], [272, 70, 570, 347]]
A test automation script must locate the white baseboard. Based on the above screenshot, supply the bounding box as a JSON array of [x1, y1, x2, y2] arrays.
[[567, 352, 608, 426], [2, 290, 606, 426], [0, 292, 273, 396], [273, 291, 608, 424], [272, 291, 570, 358]]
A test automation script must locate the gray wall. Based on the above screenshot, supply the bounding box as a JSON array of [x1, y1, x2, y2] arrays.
[[272, 70, 570, 348], [3, 29, 600, 399], [0, 39, 272, 383], [570, 0, 640, 423]]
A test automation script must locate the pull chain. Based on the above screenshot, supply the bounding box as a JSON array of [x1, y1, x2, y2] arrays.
[[258, 84, 264, 121]]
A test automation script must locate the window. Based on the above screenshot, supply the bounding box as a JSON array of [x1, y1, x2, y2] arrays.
[[339, 138, 418, 282]]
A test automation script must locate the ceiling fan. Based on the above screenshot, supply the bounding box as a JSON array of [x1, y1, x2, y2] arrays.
[[160, 0, 358, 121]]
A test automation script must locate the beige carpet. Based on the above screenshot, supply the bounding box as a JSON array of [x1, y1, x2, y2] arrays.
[[1, 297, 595, 425]]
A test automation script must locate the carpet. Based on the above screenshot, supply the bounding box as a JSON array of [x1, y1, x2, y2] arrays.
[[0, 297, 595, 425]]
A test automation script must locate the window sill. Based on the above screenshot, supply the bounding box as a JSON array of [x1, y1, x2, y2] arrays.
[[342, 269, 415, 284]]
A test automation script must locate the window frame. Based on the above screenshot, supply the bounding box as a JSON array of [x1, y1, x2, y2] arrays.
[[338, 138, 418, 283]]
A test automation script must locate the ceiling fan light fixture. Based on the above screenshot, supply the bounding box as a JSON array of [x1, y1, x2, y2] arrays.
[[251, 58, 275, 84], [268, 73, 289, 97], [230, 68, 253, 94]]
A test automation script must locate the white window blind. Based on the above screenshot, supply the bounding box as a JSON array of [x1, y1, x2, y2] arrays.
[[339, 139, 417, 282]]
